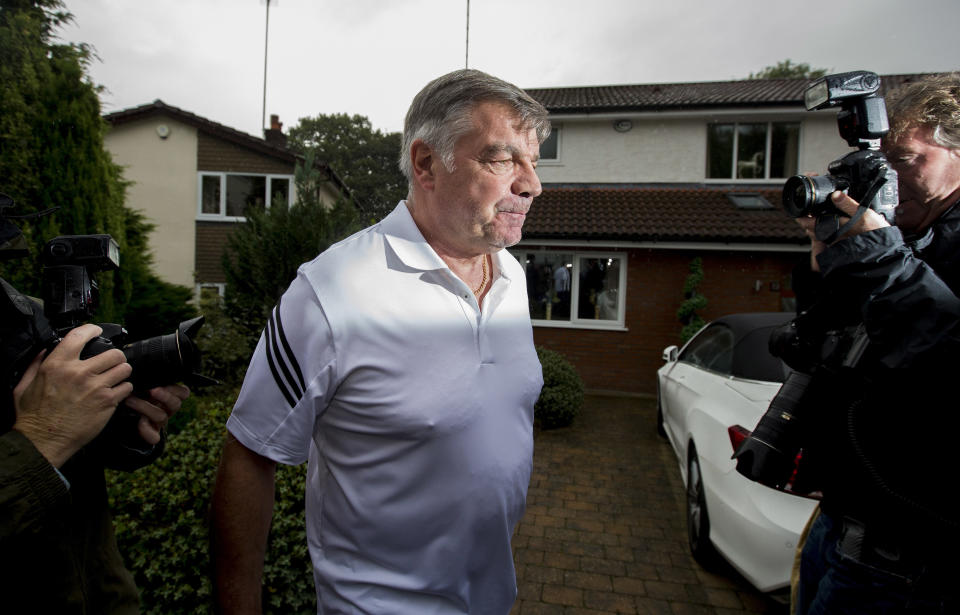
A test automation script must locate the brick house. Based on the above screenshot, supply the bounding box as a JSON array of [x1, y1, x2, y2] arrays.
[[103, 100, 349, 296], [518, 74, 929, 395]]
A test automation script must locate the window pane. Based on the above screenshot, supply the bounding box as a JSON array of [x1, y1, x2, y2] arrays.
[[199, 285, 223, 303], [539, 129, 559, 160], [706, 124, 734, 178], [270, 177, 290, 207], [770, 122, 800, 178], [226, 175, 266, 217], [577, 257, 621, 320], [736, 123, 767, 179], [201, 175, 221, 214], [679, 325, 734, 372], [520, 252, 572, 321]]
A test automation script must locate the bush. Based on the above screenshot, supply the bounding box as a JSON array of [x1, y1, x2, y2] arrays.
[[534, 346, 584, 429], [194, 295, 260, 389], [106, 393, 315, 614], [677, 257, 708, 344]]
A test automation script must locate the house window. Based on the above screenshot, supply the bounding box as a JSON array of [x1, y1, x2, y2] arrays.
[[512, 250, 626, 328], [706, 122, 800, 180], [539, 126, 560, 161], [198, 173, 293, 220], [195, 282, 225, 305]]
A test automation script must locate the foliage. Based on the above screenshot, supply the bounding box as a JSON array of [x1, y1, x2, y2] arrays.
[[0, 0, 194, 330], [222, 152, 361, 342], [534, 346, 584, 429], [107, 393, 315, 615], [287, 113, 405, 222], [748, 59, 828, 80], [193, 294, 259, 389], [677, 257, 707, 343]]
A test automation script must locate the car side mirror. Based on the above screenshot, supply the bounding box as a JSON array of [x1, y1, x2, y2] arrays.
[[662, 345, 678, 362]]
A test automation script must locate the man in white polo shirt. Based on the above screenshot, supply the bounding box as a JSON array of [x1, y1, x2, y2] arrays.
[[211, 69, 549, 614]]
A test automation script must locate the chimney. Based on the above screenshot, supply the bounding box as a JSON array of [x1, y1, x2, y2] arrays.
[[264, 114, 287, 148]]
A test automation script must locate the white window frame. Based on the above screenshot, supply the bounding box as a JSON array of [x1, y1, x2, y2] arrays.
[[705, 121, 801, 182], [195, 282, 225, 305], [196, 172, 295, 221], [538, 124, 561, 165], [512, 249, 628, 330]]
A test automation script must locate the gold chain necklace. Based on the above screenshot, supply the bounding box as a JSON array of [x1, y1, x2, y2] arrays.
[[472, 255, 489, 296]]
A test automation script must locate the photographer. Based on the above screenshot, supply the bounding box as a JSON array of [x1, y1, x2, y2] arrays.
[[794, 74, 960, 614], [0, 277, 190, 613]]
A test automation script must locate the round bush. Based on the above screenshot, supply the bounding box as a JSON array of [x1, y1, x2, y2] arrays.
[[534, 346, 584, 429]]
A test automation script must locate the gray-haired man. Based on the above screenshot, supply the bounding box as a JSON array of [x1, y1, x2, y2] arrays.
[[212, 69, 550, 614]]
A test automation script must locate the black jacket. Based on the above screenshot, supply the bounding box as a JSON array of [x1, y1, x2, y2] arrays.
[[807, 203, 960, 551], [0, 278, 141, 614]]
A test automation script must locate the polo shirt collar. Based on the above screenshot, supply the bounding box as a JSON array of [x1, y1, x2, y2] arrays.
[[381, 202, 447, 272], [381, 201, 512, 283]]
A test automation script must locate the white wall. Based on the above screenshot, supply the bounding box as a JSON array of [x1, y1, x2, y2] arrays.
[[537, 109, 846, 185], [104, 117, 198, 288]]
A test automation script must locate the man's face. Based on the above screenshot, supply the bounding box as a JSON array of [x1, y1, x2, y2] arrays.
[[883, 124, 960, 233], [423, 101, 542, 256]]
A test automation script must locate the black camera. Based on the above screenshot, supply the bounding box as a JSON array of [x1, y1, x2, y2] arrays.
[[1, 194, 214, 466], [732, 307, 868, 491], [781, 71, 898, 241], [38, 233, 213, 392]]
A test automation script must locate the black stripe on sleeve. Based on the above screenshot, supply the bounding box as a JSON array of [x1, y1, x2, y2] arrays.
[[274, 295, 307, 393], [267, 307, 303, 403], [264, 317, 297, 408]]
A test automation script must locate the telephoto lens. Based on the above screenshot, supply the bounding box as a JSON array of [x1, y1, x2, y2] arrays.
[[733, 370, 813, 489]]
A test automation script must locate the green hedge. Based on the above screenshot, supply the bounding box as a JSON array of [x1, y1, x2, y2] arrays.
[[106, 394, 314, 614], [534, 346, 584, 429]]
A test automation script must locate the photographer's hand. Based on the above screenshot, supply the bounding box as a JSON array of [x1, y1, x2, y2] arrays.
[[797, 191, 891, 272], [12, 324, 134, 468], [123, 384, 190, 445]]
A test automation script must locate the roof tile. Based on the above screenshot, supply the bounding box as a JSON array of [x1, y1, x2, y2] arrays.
[[524, 186, 807, 244], [527, 73, 938, 114]]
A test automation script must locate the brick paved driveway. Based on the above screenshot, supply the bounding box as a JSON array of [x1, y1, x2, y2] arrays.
[[510, 393, 789, 615]]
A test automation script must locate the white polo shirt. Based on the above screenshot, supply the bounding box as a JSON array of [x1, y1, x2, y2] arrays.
[[227, 202, 543, 614]]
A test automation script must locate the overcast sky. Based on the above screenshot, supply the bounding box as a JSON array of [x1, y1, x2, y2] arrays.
[[61, 0, 960, 138]]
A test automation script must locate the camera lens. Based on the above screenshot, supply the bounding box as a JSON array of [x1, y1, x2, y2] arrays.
[[782, 175, 842, 218], [121, 316, 205, 391]]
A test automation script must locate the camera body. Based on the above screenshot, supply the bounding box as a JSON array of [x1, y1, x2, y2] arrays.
[[37, 234, 212, 393], [781, 71, 898, 237]]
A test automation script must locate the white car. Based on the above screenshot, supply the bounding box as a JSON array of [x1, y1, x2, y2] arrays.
[[657, 312, 818, 593]]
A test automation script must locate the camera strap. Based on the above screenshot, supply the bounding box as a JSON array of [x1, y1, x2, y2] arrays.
[[816, 208, 866, 244], [817, 168, 889, 244]]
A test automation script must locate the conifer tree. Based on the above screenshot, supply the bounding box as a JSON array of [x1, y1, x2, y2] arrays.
[[0, 0, 194, 333], [222, 151, 360, 342]]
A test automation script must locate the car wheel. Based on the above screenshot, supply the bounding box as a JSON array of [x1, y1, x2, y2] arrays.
[[686, 447, 719, 567], [656, 384, 667, 438]]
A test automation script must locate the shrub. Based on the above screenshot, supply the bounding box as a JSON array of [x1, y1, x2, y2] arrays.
[[534, 346, 584, 429], [677, 257, 708, 344], [106, 393, 315, 614], [194, 295, 260, 389]]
